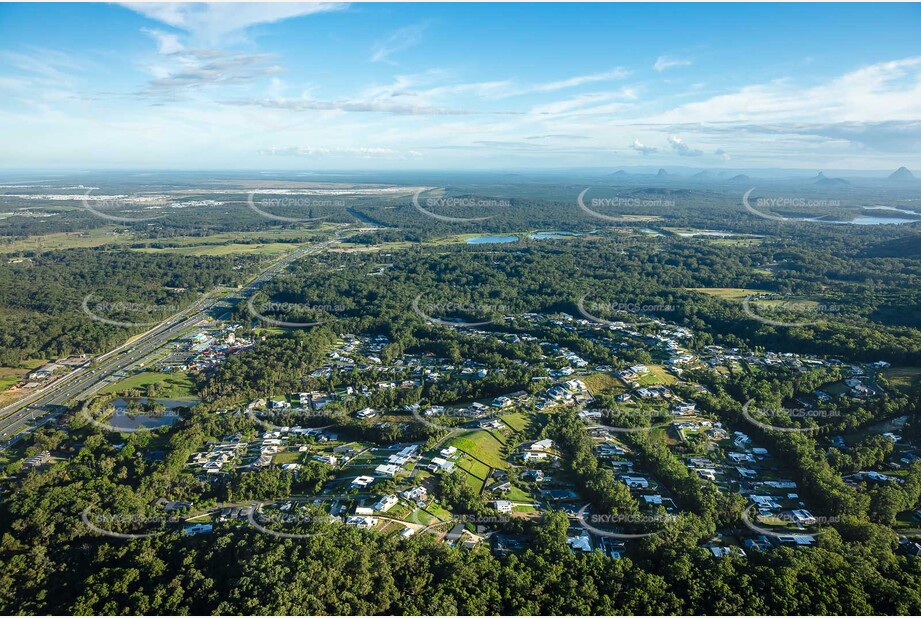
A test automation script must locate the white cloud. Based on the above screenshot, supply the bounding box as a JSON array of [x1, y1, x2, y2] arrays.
[[523, 68, 630, 94], [122, 2, 346, 44], [141, 28, 185, 54], [409, 68, 630, 101], [667, 136, 703, 156], [260, 146, 422, 159], [650, 56, 921, 125], [371, 23, 428, 63], [630, 139, 657, 155], [654, 56, 692, 72]]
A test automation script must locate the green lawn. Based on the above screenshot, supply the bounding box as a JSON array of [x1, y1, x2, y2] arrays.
[[99, 371, 197, 399], [500, 412, 530, 432], [446, 430, 508, 469], [136, 242, 297, 256], [0, 359, 48, 392], [582, 372, 624, 395], [462, 470, 486, 493], [0, 227, 327, 254], [272, 451, 303, 465], [882, 367, 921, 394], [637, 365, 677, 386], [513, 504, 539, 513], [457, 456, 490, 480], [686, 287, 764, 301], [505, 484, 533, 502]]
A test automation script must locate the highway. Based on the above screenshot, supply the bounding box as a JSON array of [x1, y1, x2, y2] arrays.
[[0, 238, 338, 449]]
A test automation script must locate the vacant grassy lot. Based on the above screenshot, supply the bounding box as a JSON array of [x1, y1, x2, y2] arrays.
[[99, 371, 197, 399], [0, 227, 124, 253], [456, 456, 490, 480], [272, 451, 303, 465], [686, 287, 764, 301], [637, 365, 677, 386], [882, 367, 921, 394], [505, 484, 533, 502], [446, 430, 508, 470], [136, 242, 296, 256], [582, 372, 623, 395], [0, 362, 42, 391], [500, 412, 530, 432], [0, 227, 323, 254]]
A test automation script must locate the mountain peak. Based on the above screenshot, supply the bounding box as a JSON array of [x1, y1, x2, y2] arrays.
[[656, 168, 668, 178], [889, 166, 915, 181]]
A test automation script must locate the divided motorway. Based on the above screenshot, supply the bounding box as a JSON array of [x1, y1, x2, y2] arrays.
[[0, 238, 338, 449]]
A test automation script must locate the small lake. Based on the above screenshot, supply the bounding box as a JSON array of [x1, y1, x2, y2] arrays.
[[108, 398, 194, 430], [864, 206, 921, 216], [786, 214, 919, 225], [466, 235, 518, 244], [676, 231, 737, 237], [847, 215, 919, 226], [528, 231, 581, 240]]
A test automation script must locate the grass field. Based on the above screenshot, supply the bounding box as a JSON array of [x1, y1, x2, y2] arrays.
[[446, 430, 508, 470], [582, 372, 623, 395], [637, 365, 677, 386], [686, 287, 765, 301], [0, 227, 324, 254], [882, 367, 921, 394], [0, 359, 48, 396], [456, 456, 490, 480], [0, 227, 124, 253], [505, 484, 533, 502], [272, 451, 303, 465], [500, 412, 530, 432], [136, 242, 297, 256], [461, 469, 486, 492], [99, 371, 197, 399]]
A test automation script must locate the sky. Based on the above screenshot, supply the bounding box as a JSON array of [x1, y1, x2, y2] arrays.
[[0, 2, 919, 172]]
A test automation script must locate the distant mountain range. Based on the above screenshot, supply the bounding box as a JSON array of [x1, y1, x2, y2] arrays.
[[813, 172, 851, 186], [889, 166, 915, 181], [602, 167, 915, 183]]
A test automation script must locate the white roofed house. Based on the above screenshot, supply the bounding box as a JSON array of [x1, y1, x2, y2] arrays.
[[430, 457, 456, 473], [345, 515, 379, 529], [356, 407, 378, 419], [373, 495, 399, 512], [401, 487, 427, 502], [440, 446, 458, 458], [375, 464, 401, 478]]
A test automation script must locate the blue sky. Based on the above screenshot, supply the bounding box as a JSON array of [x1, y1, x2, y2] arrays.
[[1, 2, 919, 171]]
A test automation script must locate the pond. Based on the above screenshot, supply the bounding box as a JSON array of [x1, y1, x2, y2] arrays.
[[528, 231, 581, 240], [786, 214, 919, 225], [107, 398, 194, 430], [466, 235, 519, 244]]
